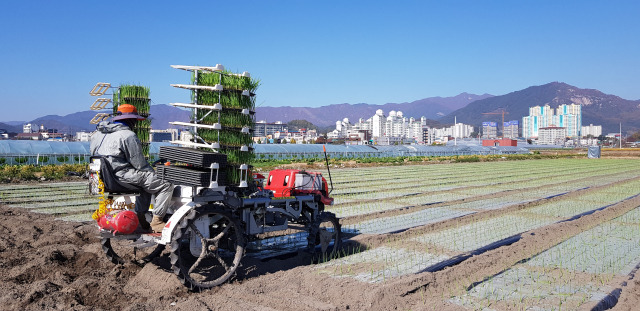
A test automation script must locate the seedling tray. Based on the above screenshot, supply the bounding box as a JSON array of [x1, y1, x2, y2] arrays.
[[159, 146, 227, 168], [157, 165, 226, 187]]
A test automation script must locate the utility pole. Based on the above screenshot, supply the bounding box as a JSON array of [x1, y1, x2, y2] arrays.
[[454, 116, 457, 146]]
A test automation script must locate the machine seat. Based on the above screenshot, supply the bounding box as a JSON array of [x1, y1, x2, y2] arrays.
[[90, 156, 143, 195]]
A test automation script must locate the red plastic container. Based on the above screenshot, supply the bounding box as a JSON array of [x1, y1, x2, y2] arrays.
[[98, 210, 139, 234]]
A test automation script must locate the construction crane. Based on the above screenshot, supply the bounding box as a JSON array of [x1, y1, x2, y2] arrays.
[[482, 109, 509, 138]]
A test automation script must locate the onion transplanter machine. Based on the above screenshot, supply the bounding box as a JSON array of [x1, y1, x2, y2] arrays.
[[89, 65, 341, 291]]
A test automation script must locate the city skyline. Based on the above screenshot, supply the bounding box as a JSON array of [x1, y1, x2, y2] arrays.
[[10, 103, 607, 146], [1, 1, 639, 121], [325, 104, 604, 146]]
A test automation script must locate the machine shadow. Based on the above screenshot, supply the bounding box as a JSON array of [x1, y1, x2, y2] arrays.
[[236, 238, 369, 281], [146, 226, 367, 285], [150, 236, 368, 283]]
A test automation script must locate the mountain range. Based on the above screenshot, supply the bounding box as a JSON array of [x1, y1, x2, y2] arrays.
[[0, 93, 491, 134], [2, 82, 638, 135], [0, 105, 191, 135], [254, 92, 493, 127], [439, 82, 640, 134]]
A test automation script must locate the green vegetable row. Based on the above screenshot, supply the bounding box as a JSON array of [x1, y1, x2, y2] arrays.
[[197, 110, 252, 128], [195, 71, 259, 93], [133, 121, 151, 144], [199, 129, 253, 147], [112, 84, 151, 158], [225, 149, 254, 165], [119, 84, 151, 99], [113, 85, 151, 115], [187, 69, 259, 185], [222, 165, 255, 185], [197, 90, 254, 110]]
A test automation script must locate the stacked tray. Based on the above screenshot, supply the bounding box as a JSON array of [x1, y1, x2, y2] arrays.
[[158, 146, 228, 187], [159, 146, 227, 168], [157, 165, 226, 187]]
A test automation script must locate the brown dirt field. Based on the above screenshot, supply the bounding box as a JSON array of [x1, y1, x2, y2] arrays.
[[538, 147, 640, 159], [615, 269, 640, 311], [602, 148, 640, 158]]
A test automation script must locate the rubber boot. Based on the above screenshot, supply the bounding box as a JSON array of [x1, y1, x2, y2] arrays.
[[136, 213, 151, 232], [150, 215, 166, 233]]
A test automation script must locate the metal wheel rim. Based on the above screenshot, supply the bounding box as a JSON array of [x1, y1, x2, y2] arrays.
[[171, 206, 245, 290], [308, 212, 342, 260]]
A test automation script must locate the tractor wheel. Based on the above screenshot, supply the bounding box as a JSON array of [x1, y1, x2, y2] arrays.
[[169, 205, 245, 291], [101, 237, 165, 266], [307, 212, 342, 262]]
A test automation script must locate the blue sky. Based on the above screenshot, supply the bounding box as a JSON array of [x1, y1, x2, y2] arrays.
[[1, 1, 639, 122]]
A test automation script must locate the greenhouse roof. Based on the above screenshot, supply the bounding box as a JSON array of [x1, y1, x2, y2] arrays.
[[0, 140, 530, 156], [0, 140, 91, 155], [254, 144, 380, 154], [0, 141, 172, 155]]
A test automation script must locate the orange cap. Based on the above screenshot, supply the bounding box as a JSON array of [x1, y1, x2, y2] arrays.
[[113, 104, 146, 121], [117, 104, 138, 114]]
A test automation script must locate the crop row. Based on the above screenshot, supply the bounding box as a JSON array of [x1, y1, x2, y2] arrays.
[[316, 175, 640, 285], [451, 207, 640, 310], [0, 182, 95, 218], [328, 159, 633, 184], [255, 160, 640, 259], [330, 160, 617, 194], [0, 182, 86, 193], [329, 173, 638, 220], [330, 161, 638, 205]]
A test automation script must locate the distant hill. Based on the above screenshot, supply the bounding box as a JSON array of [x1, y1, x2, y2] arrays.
[[31, 111, 100, 133], [0, 122, 23, 133], [146, 104, 190, 130], [255, 93, 492, 127], [14, 105, 191, 134], [440, 82, 640, 134]]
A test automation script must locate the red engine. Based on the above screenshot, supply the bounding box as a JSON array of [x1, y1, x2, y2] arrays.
[[263, 169, 333, 205]]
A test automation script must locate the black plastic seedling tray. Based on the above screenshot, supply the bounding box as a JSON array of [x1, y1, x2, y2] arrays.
[[159, 146, 227, 168], [157, 165, 226, 187]]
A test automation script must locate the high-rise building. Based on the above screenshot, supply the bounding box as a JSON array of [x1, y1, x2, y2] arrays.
[[553, 104, 581, 137], [538, 127, 567, 145], [328, 110, 475, 145], [581, 124, 602, 137], [329, 109, 430, 144], [522, 105, 555, 138], [503, 120, 519, 139], [522, 104, 582, 138], [23, 123, 36, 133], [422, 127, 433, 145], [371, 109, 385, 138], [253, 121, 288, 137], [482, 122, 498, 138], [431, 123, 474, 139]]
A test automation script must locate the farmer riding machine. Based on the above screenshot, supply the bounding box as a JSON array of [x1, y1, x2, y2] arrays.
[[88, 65, 341, 291]]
